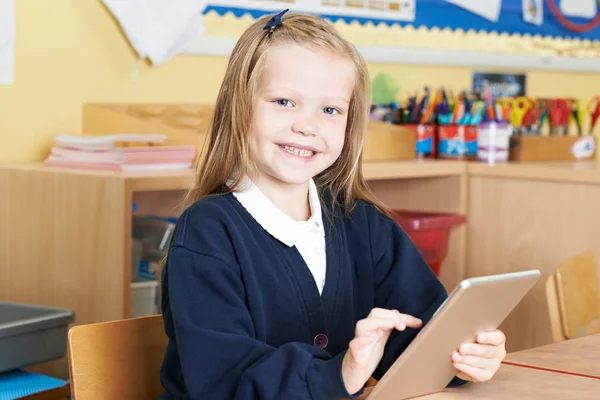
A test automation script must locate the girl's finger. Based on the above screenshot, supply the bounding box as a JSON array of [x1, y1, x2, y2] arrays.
[[355, 317, 395, 336], [454, 363, 494, 382], [351, 333, 379, 347], [456, 371, 473, 382], [477, 330, 506, 346], [367, 308, 423, 329], [453, 354, 496, 370], [459, 343, 497, 359]]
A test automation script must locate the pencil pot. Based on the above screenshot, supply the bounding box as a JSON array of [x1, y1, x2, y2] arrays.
[[477, 122, 511, 164], [437, 125, 478, 159], [390, 210, 467, 276], [403, 124, 437, 158]]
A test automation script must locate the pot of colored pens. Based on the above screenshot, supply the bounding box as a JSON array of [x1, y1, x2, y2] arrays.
[[436, 92, 482, 160]]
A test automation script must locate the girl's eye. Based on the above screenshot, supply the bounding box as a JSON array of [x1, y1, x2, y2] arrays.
[[276, 99, 292, 107], [323, 107, 339, 115]]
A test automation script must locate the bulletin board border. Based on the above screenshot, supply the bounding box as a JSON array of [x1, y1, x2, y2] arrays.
[[203, 1, 600, 42], [184, 5, 600, 73]]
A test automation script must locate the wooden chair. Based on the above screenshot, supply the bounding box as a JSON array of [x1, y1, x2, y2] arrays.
[[67, 315, 168, 399], [546, 251, 600, 342], [67, 313, 376, 398]]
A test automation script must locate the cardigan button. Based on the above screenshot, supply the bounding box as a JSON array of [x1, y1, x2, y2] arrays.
[[313, 334, 328, 349]]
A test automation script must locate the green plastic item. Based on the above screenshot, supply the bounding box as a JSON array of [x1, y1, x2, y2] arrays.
[[371, 73, 400, 105]]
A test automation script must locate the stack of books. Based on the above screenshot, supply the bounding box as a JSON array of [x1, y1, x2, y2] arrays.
[[44, 134, 196, 171]]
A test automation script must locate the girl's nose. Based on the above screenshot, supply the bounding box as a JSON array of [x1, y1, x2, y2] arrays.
[[291, 111, 317, 136]]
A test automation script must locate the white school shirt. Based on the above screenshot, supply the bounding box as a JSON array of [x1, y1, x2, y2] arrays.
[[232, 177, 327, 294]]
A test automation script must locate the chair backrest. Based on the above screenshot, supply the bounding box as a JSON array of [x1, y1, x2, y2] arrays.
[[68, 315, 168, 399], [546, 251, 600, 342]]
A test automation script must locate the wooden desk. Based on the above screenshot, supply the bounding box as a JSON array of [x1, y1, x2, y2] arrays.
[[505, 333, 600, 378], [358, 365, 600, 399], [418, 364, 600, 400], [358, 334, 600, 399]]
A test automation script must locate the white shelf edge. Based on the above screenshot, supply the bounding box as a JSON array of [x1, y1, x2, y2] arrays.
[[182, 36, 600, 73]]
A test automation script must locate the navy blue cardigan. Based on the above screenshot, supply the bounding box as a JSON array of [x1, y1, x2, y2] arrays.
[[159, 192, 459, 399]]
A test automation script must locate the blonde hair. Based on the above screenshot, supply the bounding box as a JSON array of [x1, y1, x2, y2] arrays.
[[187, 11, 388, 216]]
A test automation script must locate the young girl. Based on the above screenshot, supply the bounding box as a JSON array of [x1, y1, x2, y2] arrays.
[[159, 10, 506, 400]]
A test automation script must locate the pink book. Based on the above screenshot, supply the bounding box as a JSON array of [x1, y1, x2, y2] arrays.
[[49, 146, 196, 165], [44, 158, 121, 171], [44, 158, 192, 171]]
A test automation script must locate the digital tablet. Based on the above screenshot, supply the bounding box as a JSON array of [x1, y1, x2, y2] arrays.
[[367, 269, 540, 400]]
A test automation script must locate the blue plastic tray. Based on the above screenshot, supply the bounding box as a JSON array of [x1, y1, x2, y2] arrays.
[[0, 303, 74, 374]]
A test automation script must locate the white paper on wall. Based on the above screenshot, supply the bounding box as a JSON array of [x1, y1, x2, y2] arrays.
[[0, 0, 15, 85], [523, 0, 543, 26], [560, 0, 597, 19], [443, 0, 502, 22], [102, 0, 206, 66]]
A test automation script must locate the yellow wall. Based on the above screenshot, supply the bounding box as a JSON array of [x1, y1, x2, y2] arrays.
[[1, 0, 599, 162]]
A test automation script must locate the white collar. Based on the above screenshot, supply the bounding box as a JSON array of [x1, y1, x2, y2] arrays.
[[232, 175, 324, 247]]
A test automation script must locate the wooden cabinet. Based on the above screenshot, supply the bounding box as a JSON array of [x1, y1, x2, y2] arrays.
[[466, 162, 600, 353], [0, 160, 468, 378]]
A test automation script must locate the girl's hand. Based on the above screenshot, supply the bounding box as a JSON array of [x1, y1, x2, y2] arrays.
[[342, 308, 422, 395], [452, 329, 507, 382]]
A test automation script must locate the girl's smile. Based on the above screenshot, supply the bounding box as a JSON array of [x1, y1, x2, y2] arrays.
[[278, 143, 318, 159]]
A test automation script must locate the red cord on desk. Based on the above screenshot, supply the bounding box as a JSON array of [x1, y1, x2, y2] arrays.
[[546, 0, 600, 33], [502, 361, 600, 380]]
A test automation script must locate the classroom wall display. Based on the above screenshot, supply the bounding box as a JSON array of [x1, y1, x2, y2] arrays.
[[201, 0, 600, 41], [207, 1, 416, 22]]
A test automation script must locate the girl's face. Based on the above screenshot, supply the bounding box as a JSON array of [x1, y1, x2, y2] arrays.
[[248, 43, 355, 188]]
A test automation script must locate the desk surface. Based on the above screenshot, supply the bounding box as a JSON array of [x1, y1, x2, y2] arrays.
[[504, 334, 600, 378], [422, 364, 600, 400], [357, 334, 600, 400], [357, 364, 600, 400]]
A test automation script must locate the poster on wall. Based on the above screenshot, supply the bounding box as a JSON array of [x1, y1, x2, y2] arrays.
[[523, 0, 543, 26], [472, 72, 527, 99], [206, 0, 416, 22]]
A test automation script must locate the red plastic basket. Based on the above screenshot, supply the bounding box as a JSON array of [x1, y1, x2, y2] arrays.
[[390, 210, 467, 276]]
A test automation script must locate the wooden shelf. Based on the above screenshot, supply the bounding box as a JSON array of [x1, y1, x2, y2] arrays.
[[363, 159, 465, 181], [468, 161, 600, 185], [11, 159, 597, 187], [4, 159, 466, 191]]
